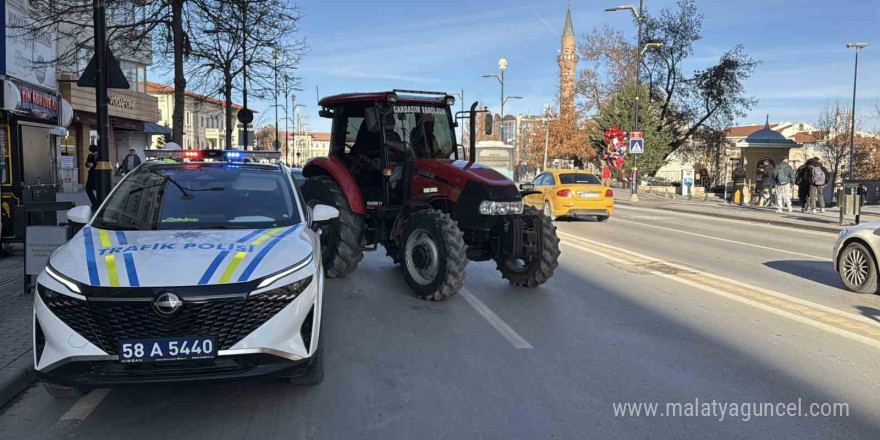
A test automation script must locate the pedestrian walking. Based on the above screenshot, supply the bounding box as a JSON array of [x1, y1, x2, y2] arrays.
[[120, 148, 142, 175], [85, 144, 99, 210], [807, 158, 827, 214], [795, 158, 813, 210], [602, 165, 612, 187], [774, 157, 795, 213], [760, 160, 775, 207], [731, 163, 746, 205]]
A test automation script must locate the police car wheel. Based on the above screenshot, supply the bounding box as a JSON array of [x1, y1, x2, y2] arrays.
[[303, 176, 364, 278]]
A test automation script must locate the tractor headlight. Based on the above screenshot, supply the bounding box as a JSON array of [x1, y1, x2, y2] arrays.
[[479, 200, 523, 215]]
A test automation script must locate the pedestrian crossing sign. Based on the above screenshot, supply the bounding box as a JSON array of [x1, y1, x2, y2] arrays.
[[630, 138, 644, 154]]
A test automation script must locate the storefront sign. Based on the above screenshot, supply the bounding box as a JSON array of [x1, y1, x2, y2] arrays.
[[18, 82, 59, 119], [4, 3, 57, 89], [110, 95, 135, 110]]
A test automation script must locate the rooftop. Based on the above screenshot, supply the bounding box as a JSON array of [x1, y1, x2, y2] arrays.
[[146, 82, 247, 110]]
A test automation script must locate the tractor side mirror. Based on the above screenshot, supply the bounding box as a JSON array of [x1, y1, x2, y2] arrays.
[[484, 113, 493, 135], [318, 109, 334, 118]]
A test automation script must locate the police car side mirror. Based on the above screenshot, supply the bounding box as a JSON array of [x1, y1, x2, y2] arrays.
[[67, 205, 92, 224], [312, 204, 339, 222], [520, 183, 535, 191]]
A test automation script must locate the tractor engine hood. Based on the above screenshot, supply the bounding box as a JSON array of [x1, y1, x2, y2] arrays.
[[414, 159, 512, 188]]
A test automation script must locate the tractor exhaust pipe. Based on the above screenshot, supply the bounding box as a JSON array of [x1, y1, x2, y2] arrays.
[[468, 101, 478, 165]]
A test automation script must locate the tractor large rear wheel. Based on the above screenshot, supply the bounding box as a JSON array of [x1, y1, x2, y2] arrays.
[[400, 210, 468, 301], [495, 206, 560, 287], [303, 176, 364, 278]]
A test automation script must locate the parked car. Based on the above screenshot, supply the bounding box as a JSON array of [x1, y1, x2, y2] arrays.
[[834, 222, 880, 294], [34, 151, 337, 397]]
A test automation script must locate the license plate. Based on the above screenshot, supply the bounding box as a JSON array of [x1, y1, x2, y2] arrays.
[[579, 192, 600, 198], [118, 336, 217, 363]]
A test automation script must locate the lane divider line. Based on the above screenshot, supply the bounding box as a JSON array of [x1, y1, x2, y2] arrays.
[[609, 217, 830, 261], [557, 230, 873, 326], [613, 204, 836, 237], [58, 388, 111, 422], [461, 288, 533, 349], [556, 232, 880, 349]]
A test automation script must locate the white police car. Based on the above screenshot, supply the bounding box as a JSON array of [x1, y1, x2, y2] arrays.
[[34, 150, 338, 396]]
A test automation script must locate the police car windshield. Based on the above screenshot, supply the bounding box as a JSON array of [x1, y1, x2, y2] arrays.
[[91, 164, 300, 230]]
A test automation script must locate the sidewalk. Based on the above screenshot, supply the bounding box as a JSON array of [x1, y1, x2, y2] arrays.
[[0, 247, 35, 408], [614, 188, 879, 233]]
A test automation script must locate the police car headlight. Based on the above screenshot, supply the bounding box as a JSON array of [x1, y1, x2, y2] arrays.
[[252, 275, 312, 300], [45, 265, 81, 294], [255, 253, 314, 289], [479, 200, 523, 215]]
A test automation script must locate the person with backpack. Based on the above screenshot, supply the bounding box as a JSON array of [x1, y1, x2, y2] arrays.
[[731, 162, 747, 205], [807, 158, 827, 214], [774, 157, 795, 213], [760, 160, 776, 207], [795, 159, 813, 211]]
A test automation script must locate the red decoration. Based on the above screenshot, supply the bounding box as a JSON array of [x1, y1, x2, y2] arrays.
[[602, 126, 627, 170]]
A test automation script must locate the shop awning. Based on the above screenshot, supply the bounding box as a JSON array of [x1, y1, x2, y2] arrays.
[[144, 122, 172, 135], [111, 117, 144, 132]]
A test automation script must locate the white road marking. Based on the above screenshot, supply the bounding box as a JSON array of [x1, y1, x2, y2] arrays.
[[557, 232, 880, 350], [613, 204, 837, 237], [59, 388, 111, 422], [609, 217, 831, 261], [461, 288, 533, 349]]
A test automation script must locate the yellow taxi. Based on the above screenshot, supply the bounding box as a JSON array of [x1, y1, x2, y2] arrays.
[[524, 170, 614, 221]]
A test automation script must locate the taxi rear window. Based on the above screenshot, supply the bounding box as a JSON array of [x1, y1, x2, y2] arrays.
[[91, 165, 300, 230], [558, 173, 601, 185]]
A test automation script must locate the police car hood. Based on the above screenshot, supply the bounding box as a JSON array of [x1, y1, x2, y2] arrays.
[[50, 224, 310, 288]]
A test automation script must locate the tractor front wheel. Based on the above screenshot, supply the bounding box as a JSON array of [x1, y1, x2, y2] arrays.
[[400, 210, 468, 301], [302, 175, 364, 278], [495, 206, 561, 287]]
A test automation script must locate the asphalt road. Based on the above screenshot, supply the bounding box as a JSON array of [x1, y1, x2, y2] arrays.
[[1, 206, 879, 439]]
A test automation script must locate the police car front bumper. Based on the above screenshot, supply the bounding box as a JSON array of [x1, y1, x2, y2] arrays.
[[33, 260, 323, 387]]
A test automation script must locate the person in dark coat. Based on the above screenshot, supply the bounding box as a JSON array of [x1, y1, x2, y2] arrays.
[[85, 144, 99, 210], [731, 163, 747, 205], [760, 160, 776, 207]]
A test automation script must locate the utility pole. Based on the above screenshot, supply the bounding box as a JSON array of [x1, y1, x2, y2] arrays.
[[241, 4, 249, 150], [274, 49, 279, 151], [632, 0, 643, 202], [92, 0, 112, 202], [284, 77, 290, 164], [846, 43, 868, 180], [543, 118, 550, 172]]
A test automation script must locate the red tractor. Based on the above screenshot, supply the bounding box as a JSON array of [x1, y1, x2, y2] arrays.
[[302, 90, 560, 300]]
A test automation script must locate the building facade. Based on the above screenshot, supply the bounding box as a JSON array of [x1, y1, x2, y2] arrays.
[[557, 6, 578, 114], [282, 131, 330, 167], [147, 82, 244, 150]]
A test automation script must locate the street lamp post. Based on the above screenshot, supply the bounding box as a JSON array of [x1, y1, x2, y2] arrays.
[[483, 58, 508, 141], [273, 49, 279, 151], [284, 76, 290, 163], [846, 43, 868, 180], [605, 2, 662, 202]]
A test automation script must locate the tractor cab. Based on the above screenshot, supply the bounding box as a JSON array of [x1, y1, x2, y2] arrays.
[[320, 91, 457, 209]]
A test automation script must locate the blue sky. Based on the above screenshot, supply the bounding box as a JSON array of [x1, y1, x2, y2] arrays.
[[235, 0, 880, 133]]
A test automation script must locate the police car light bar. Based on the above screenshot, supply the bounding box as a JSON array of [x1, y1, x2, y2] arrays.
[[144, 149, 282, 162]]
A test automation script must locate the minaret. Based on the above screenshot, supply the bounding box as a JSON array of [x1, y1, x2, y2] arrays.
[[558, 4, 578, 114]]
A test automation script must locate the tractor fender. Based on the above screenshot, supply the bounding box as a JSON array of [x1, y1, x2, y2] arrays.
[[392, 194, 453, 238], [302, 156, 366, 215]]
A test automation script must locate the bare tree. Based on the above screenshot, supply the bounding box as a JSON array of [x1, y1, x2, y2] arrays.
[[815, 99, 858, 186], [575, 25, 636, 115], [185, 0, 306, 149]]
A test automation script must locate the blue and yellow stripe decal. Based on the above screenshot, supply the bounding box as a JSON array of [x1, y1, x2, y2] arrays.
[[198, 226, 300, 285], [237, 226, 300, 282], [83, 228, 139, 287], [82, 227, 100, 285]]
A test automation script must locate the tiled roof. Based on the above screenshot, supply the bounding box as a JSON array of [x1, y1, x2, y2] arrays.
[[725, 124, 779, 137], [792, 131, 826, 143], [146, 82, 247, 110]]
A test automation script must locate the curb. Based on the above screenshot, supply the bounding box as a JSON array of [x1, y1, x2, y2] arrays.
[[616, 201, 844, 234], [0, 350, 36, 409]]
